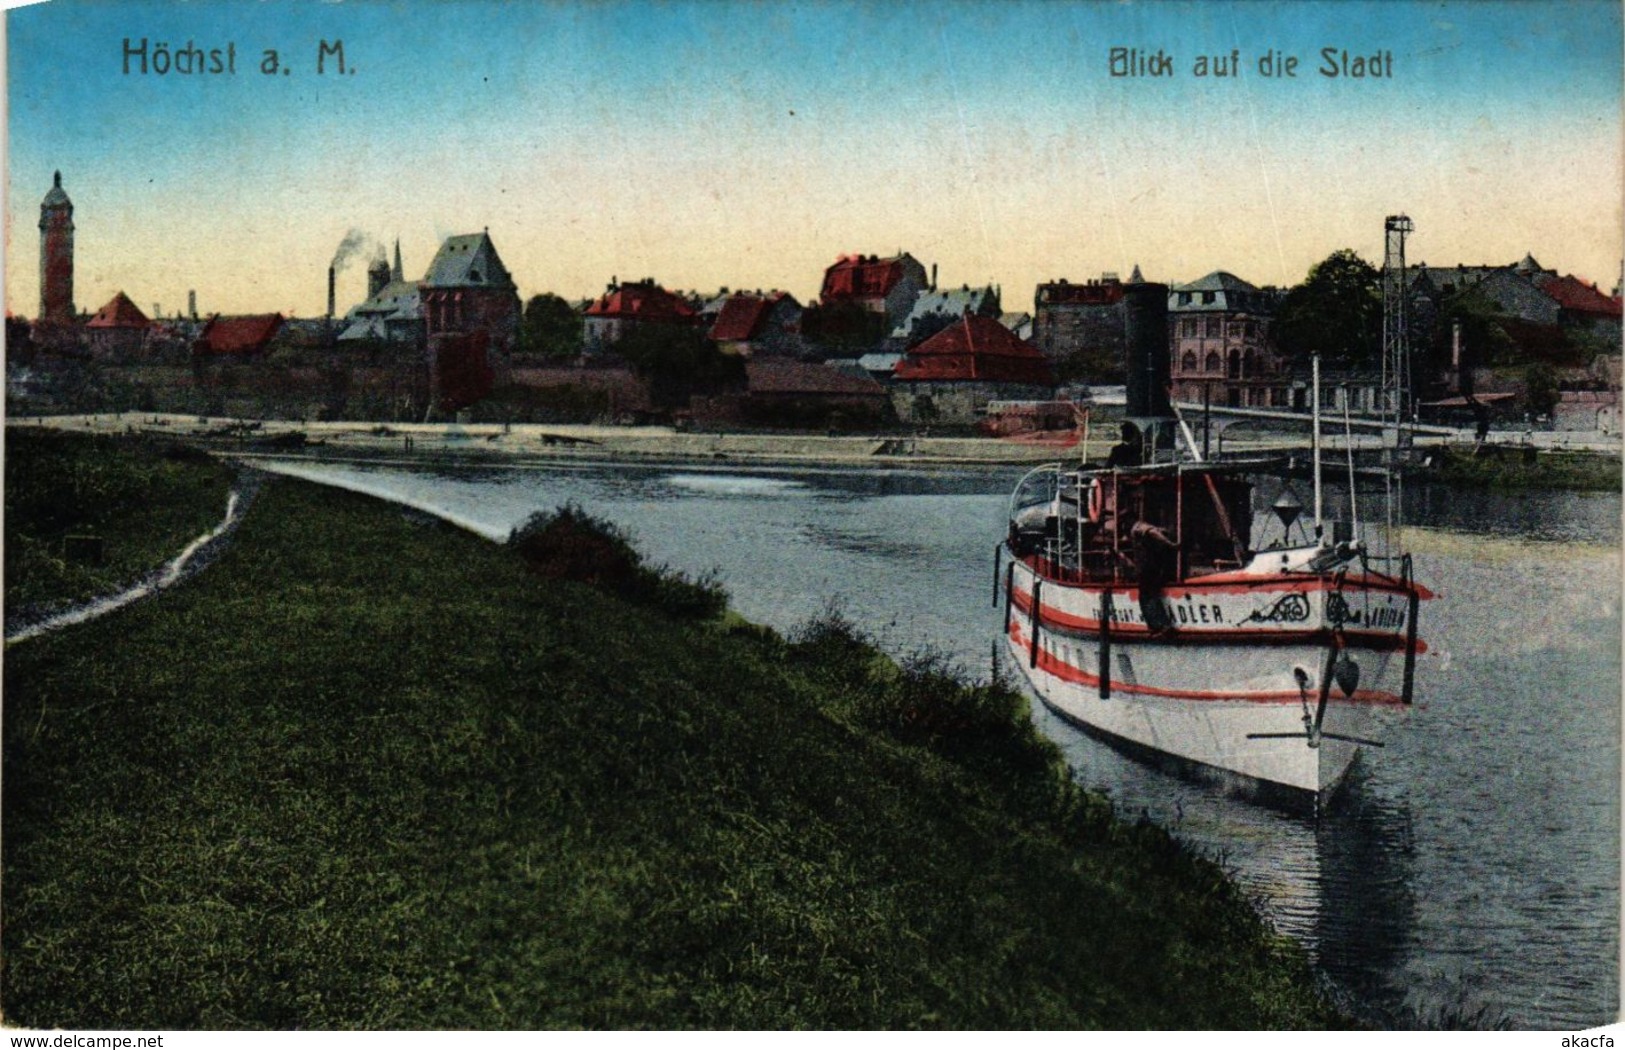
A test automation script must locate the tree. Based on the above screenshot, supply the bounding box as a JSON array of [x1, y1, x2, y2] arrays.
[[801, 300, 889, 356], [1524, 361, 1559, 418], [519, 293, 583, 360], [616, 323, 744, 409], [1432, 286, 1515, 371], [1272, 249, 1382, 369]]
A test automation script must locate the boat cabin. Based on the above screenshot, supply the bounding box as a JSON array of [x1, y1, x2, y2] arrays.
[[1009, 464, 1256, 585]]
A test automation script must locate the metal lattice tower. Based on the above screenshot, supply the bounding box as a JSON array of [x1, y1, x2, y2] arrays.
[[1381, 214, 1414, 425]]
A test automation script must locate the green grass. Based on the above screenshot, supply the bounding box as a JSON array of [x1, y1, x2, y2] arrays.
[[3, 467, 1341, 1029], [1422, 445, 1622, 491], [4, 427, 235, 612]]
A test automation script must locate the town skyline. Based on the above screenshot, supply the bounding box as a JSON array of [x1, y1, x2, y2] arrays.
[[7, 0, 1622, 319]]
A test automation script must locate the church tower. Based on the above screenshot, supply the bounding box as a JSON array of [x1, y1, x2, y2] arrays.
[[39, 171, 75, 324]]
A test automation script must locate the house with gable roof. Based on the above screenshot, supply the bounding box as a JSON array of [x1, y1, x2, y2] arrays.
[[582, 278, 699, 354], [84, 291, 151, 360], [890, 312, 1055, 424], [707, 290, 803, 357], [194, 314, 284, 357], [819, 252, 930, 332], [1409, 252, 1623, 359], [419, 229, 520, 413]]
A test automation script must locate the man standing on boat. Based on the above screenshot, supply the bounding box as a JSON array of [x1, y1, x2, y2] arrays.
[[1129, 517, 1179, 634]]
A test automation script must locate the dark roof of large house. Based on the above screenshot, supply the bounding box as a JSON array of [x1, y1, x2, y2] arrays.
[[1175, 271, 1259, 293], [1035, 278, 1124, 306], [894, 313, 1054, 385], [710, 292, 795, 342], [196, 314, 283, 355], [584, 281, 697, 323], [422, 231, 515, 289], [746, 359, 886, 397], [892, 286, 998, 339], [86, 291, 150, 329], [820, 253, 919, 302]]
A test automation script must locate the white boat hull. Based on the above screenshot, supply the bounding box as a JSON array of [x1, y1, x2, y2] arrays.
[[1004, 555, 1419, 795]]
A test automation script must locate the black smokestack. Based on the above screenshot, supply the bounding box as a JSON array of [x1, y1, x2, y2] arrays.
[[328, 266, 336, 320], [1123, 281, 1171, 420]]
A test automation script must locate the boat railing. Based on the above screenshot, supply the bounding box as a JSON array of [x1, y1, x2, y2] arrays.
[[1008, 462, 1063, 521]]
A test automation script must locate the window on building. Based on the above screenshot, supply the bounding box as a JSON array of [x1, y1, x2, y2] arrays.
[[1181, 351, 1197, 372], [1202, 292, 1216, 304], [1179, 292, 1191, 305], [1205, 351, 1220, 373], [1227, 349, 1240, 378], [1206, 318, 1220, 338]]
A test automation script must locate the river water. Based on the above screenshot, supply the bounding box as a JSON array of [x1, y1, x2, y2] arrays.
[[260, 453, 1619, 1029]]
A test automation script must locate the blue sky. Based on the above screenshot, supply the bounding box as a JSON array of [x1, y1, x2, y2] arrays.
[[6, 0, 1621, 318]]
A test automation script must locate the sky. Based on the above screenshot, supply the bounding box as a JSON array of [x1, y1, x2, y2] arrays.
[[5, 0, 1622, 319]]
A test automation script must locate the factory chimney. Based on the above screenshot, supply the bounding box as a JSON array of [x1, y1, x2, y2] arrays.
[[328, 266, 337, 320], [188, 290, 197, 320]]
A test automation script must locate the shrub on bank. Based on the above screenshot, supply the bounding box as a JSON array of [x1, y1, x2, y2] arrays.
[[506, 503, 728, 621]]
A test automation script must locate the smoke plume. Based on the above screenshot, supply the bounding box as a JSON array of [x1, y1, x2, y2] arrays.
[[330, 228, 379, 272]]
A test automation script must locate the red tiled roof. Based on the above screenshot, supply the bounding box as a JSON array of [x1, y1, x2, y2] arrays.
[[745, 359, 886, 397], [894, 313, 1055, 385], [85, 291, 150, 329], [584, 282, 696, 323], [196, 314, 283, 355], [709, 294, 777, 343], [1535, 274, 1623, 318], [821, 254, 906, 302]]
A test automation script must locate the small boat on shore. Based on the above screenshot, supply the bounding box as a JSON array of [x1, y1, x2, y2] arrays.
[[995, 281, 1430, 800]]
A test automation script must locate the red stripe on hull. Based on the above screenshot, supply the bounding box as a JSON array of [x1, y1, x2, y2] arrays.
[[1008, 622, 1406, 705]]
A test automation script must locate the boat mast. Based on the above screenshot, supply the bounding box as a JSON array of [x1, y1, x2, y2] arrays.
[[1312, 352, 1323, 539]]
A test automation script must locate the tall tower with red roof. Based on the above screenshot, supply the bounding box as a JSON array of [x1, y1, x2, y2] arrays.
[[38, 171, 75, 324]]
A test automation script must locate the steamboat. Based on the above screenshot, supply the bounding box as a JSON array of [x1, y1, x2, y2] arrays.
[[997, 281, 1430, 799]]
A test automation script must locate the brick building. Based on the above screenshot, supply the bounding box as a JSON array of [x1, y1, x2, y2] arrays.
[[38, 171, 75, 325], [1167, 271, 1289, 408], [1032, 272, 1128, 380], [420, 230, 520, 412]]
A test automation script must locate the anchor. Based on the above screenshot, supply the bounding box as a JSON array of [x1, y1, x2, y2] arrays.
[[1247, 636, 1383, 749]]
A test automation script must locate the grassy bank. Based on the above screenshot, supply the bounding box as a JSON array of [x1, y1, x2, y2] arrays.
[[1419, 444, 1622, 491], [4, 427, 235, 613], [3, 467, 1339, 1028]]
